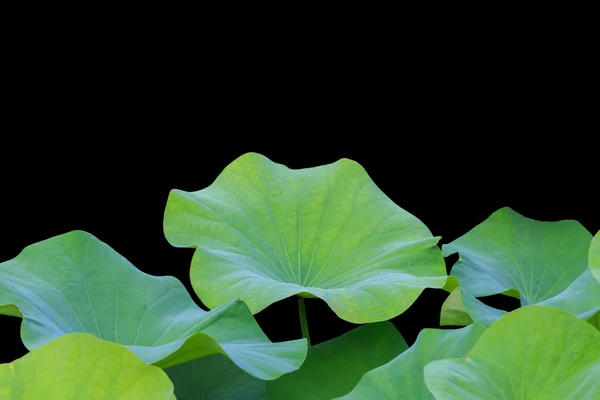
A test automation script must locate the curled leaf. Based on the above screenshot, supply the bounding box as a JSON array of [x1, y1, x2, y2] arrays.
[[0, 231, 306, 380], [442, 207, 599, 326]]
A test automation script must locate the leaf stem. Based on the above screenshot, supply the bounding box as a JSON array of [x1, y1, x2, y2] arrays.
[[298, 296, 311, 347]]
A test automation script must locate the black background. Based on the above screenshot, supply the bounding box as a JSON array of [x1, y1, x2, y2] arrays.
[[1, 36, 597, 364]]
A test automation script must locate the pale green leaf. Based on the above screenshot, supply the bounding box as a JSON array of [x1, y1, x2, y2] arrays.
[[591, 230, 600, 282], [439, 288, 474, 326], [0, 333, 175, 399], [424, 306, 600, 399]]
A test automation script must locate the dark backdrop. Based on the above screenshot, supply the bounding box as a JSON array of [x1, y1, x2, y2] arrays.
[[1, 58, 597, 364]]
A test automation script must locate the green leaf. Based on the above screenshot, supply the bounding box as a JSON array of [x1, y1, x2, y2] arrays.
[[442, 207, 600, 326], [588, 312, 600, 330], [265, 322, 408, 400], [441, 275, 459, 293], [424, 306, 600, 399], [164, 152, 447, 323], [0, 333, 175, 399], [537, 268, 600, 321], [165, 354, 267, 400], [591, 230, 600, 282], [0, 231, 306, 380], [501, 287, 521, 299], [456, 290, 508, 326], [0, 304, 21, 318], [588, 231, 600, 330], [337, 323, 486, 399], [439, 288, 474, 326]]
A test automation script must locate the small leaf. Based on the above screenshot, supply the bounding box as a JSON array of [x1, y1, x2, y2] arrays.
[[164, 152, 447, 323], [337, 323, 486, 399], [266, 322, 407, 400], [0, 231, 306, 380], [441, 275, 459, 293], [165, 354, 267, 400], [0, 304, 21, 318], [442, 207, 600, 326], [588, 312, 600, 330], [424, 306, 600, 399], [0, 333, 175, 399], [439, 288, 474, 326], [587, 231, 600, 330], [591, 230, 600, 282]]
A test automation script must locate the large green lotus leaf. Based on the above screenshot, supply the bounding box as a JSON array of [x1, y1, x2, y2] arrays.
[[0, 333, 175, 399], [336, 323, 485, 399], [424, 306, 600, 399], [591, 230, 600, 282], [265, 322, 408, 400], [0, 231, 306, 380], [165, 354, 267, 400], [163, 152, 447, 323], [441, 207, 600, 327]]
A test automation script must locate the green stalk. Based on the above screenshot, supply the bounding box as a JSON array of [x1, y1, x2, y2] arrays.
[[298, 296, 311, 347]]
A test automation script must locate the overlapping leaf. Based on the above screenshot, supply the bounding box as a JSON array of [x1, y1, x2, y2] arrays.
[[0, 333, 175, 399], [425, 306, 600, 399], [591, 230, 600, 282], [165, 354, 267, 399], [588, 230, 600, 329], [439, 288, 474, 326], [266, 322, 408, 400], [163, 152, 447, 323], [337, 323, 485, 399], [0, 231, 306, 379], [440, 207, 600, 326]]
